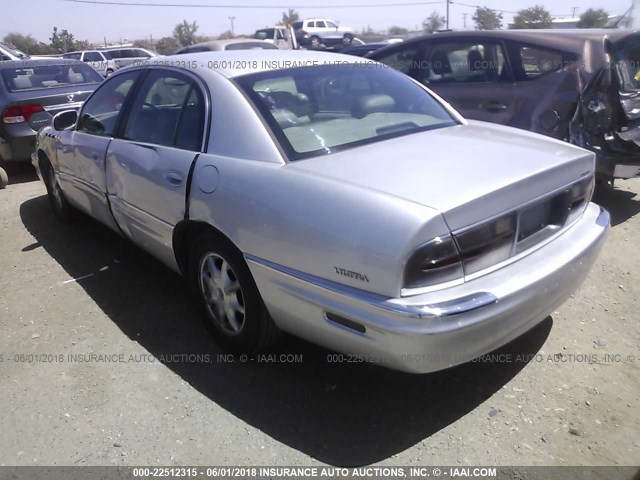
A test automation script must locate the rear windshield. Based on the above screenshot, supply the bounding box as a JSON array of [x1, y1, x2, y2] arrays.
[[225, 42, 279, 51], [1, 63, 104, 92], [235, 63, 458, 160]]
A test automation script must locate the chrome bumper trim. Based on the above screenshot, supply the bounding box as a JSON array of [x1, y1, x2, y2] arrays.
[[244, 254, 497, 319]]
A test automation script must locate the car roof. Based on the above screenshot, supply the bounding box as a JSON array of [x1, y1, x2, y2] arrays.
[[144, 49, 371, 78], [0, 58, 86, 70], [387, 29, 640, 54], [63, 50, 101, 54]]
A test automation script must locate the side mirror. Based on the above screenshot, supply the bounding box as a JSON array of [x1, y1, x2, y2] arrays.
[[53, 110, 78, 131]]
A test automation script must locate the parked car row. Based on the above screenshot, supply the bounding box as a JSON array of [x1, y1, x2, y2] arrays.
[[367, 29, 640, 183], [0, 59, 104, 187], [28, 49, 609, 373]]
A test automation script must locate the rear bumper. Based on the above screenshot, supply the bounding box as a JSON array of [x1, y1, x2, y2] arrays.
[[247, 203, 610, 373]]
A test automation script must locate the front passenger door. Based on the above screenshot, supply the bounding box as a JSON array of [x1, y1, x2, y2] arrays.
[[106, 69, 206, 270]]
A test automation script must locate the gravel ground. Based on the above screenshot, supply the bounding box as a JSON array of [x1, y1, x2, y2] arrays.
[[0, 166, 638, 468]]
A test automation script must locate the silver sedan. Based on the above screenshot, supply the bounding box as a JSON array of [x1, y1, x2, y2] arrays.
[[32, 50, 609, 373]]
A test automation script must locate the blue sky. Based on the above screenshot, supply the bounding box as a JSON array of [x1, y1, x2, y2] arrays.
[[0, 0, 634, 44]]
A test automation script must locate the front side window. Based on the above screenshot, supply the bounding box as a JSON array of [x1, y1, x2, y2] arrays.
[[122, 70, 204, 150], [108, 50, 122, 58], [83, 52, 103, 62], [78, 70, 140, 136], [508, 43, 576, 81], [326, 21, 337, 28], [235, 64, 458, 160]]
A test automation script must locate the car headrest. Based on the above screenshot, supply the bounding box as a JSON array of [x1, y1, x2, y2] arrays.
[[351, 94, 395, 119], [68, 72, 85, 83], [11, 76, 33, 90], [468, 50, 484, 71], [430, 51, 452, 75]]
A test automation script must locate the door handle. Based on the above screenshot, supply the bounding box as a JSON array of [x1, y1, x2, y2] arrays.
[[164, 172, 184, 186], [481, 101, 508, 113]]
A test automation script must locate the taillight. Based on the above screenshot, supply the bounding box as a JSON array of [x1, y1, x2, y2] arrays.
[[455, 214, 517, 275], [2, 104, 45, 124], [403, 235, 463, 290]]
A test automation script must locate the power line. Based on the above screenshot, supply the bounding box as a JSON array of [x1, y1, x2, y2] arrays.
[[63, 0, 444, 8]]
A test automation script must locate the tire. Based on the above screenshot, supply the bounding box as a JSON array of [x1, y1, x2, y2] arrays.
[[188, 233, 280, 353], [43, 161, 77, 223], [342, 33, 353, 46], [0, 167, 7, 189], [310, 36, 321, 49]]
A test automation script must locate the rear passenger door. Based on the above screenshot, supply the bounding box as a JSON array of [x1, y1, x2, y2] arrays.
[[106, 69, 207, 269], [503, 41, 581, 139]]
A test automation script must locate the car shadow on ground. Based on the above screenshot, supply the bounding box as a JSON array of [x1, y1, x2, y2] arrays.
[[593, 184, 640, 227], [20, 194, 551, 466]]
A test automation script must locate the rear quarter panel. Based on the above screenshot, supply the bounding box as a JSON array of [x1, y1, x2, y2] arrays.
[[187, 154, 449, 297]]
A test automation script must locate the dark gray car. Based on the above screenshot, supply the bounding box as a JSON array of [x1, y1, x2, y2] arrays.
[[368, 29, 640, 183], [0, 59, 103, 187]]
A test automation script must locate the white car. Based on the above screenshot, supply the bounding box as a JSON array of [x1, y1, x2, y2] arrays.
[[62, 50, 117, 77], [293, 18, 354, 48]]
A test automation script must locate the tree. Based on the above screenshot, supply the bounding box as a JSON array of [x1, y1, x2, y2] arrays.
[[173, 20, 199, 46], [510, 5, 552, 29], [50, 27, 75, 53], [3, 33, 38, 54], [281, 8, 299, 25], [577, 8, 609, 28], [217, 30, 234, 40], [423, 11, 445, 33], [133, 39, 154, 50], [155, 36, 180, 55], [388, 26, 408, 36], [472, 7, 503, 30]]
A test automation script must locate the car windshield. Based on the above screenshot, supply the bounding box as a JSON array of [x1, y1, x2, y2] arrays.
[[235, 63, 458, 160], [0, 63, 104, 92]]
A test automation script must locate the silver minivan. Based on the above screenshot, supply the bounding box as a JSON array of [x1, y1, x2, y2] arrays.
[[62, 50, 117, 77], [104, 47, 156, 68]]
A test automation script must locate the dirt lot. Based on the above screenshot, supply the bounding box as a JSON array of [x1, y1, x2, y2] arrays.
[[0, 165, 639, 468]]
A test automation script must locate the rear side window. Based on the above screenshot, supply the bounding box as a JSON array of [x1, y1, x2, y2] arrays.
[[77, 70, 140, 136], [508, 43, 578, 81], [132, 49, 150, 58], [122, 70, 205, 150]]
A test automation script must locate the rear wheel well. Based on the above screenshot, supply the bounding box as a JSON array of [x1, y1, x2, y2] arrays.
[[173, 221, 241, 277]]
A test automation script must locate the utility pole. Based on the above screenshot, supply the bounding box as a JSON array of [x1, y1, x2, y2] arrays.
[[229, 16, 235, 36], [572, 6, 578, 18], [463, 12, 468, 29], [446, 0, 450, 29]]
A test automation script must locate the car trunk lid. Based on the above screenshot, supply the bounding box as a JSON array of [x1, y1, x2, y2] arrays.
[[289, 121, 594, 232]]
